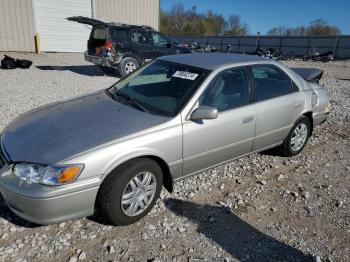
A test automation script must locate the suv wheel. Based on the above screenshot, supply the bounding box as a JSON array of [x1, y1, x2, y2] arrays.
[[118, 57, 139, 76], [277, 116, 311, 157], [98, 158, 163, 226]]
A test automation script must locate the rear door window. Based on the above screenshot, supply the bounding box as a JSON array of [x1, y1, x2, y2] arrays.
[[131, 30, 150, 45], [109, 28, 129, 43], [251, 65, 298, 102]]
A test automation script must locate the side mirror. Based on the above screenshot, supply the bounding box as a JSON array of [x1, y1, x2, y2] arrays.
[[190, 106, 218, 121], [166, 42, 172, 48]]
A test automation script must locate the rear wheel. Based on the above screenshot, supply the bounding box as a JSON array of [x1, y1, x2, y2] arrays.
[[118, 57, 140, 77], [277, 116, 311, 157], [98, 158, 163, 226]]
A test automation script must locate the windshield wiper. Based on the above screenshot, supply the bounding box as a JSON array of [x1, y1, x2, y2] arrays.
[[114, 91, 149, 113]]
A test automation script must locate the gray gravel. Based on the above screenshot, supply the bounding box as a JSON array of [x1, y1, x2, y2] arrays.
[[0, 53, 349, 262], [0, 52, 116, 131]]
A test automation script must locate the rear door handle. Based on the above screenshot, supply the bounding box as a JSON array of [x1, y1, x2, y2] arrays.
[[242, 115, 254, 124]]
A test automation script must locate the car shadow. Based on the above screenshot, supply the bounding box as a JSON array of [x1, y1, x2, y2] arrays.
[[0, 193, 41, 228], [259, 148, 283, 157], [36, 65, 120, 77], [165, 198, 312, 262]]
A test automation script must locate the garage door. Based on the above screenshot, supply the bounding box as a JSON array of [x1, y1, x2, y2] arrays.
[[35, 0, 92, 52]]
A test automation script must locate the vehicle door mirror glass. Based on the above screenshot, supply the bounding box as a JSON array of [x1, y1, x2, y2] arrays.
[[190, 106, 218, 121]]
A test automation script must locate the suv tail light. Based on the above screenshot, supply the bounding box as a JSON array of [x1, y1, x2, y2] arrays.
[[104, 39, 112, 50]]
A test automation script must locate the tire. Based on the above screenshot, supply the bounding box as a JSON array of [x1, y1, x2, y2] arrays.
[[98, 158, 163, 226], [117, 57, 140, 77], [277, 116, 311, 157]]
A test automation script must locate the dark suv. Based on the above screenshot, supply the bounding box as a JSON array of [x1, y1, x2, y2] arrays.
[[67, 16, 190, 76]]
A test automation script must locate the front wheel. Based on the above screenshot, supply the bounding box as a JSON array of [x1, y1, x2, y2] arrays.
[[277, 116, 311, 157], [98, 158, 163, 226]]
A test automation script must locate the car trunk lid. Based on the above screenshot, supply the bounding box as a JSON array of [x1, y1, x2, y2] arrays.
[[291, 68, 324, 84], [66, 16, 106, 26]]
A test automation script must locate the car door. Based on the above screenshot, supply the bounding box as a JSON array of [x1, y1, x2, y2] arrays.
[[182, 67, 256, 175], [249, 64, 305, 151], [130, 29, 154, 60], [150, 31, 177, 58]]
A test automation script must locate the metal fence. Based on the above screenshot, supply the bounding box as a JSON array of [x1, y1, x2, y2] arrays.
[[169, 35, 350, 59]]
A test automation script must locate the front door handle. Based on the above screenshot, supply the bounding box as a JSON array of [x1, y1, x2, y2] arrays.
[[242, 115, 254, 124]]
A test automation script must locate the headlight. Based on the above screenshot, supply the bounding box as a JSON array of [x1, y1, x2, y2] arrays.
[[12, 163, 84, 185]]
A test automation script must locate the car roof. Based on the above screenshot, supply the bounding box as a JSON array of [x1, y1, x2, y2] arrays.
[[157, 53, 270, 70]]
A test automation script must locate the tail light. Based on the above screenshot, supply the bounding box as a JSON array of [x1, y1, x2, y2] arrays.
[[104, 39, 112, 50]]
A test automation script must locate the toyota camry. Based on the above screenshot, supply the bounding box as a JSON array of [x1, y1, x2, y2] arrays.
[[0, 53, 330, 225]]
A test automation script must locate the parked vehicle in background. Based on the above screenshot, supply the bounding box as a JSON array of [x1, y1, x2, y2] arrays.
[[183, 41, 218, 53], [67, 16, 191, 76], [303, 48, 334, 62], [245, 47, 296, 61], [0, 53, 330, 226]]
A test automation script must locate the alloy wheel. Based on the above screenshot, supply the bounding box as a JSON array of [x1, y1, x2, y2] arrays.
[[121, 172, 157, 217], [125, 62, 137, 74], [290, 123, 308, 151]]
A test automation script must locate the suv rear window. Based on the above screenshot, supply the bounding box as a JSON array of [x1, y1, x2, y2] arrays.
[[93, 29, 107, 40], [110, 28, 129, 43]]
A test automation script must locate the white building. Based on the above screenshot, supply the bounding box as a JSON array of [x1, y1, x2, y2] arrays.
[[0, 0, 160, 52]]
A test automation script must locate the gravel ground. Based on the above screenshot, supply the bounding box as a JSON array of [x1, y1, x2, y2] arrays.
[[0, 53, 349, 262]]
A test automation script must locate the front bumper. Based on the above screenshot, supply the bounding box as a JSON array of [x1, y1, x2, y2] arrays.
[[0, 165, 100, 225]]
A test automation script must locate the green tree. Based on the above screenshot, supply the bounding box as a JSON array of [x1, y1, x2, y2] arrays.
[[267, 19, 341, 36], [224, 15, 250, 36], [307, 19, 341, 35], [160, 4, 248, 36]]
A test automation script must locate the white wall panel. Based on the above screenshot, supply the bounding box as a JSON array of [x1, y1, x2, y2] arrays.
[[0, 0, 35, 52], [96, 0, 159, 30], [35, 0, 92, 52]]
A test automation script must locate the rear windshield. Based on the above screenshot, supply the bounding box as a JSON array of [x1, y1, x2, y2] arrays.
[[110, 60, 209, 117], [93, 29, 107, 40]]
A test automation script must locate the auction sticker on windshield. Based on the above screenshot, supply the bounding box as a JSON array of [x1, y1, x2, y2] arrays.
[[172, 71, 199, 80]]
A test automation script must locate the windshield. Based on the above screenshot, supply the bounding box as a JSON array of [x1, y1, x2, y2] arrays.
[[110, 60, 209, 117]]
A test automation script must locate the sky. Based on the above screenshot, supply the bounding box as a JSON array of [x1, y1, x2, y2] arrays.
[[161, 0, 350, 35]]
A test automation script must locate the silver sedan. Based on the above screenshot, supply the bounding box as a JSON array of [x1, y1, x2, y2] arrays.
[[0, 53, 330, 225]]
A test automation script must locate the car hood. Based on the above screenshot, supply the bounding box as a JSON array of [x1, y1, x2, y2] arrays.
[[1, 90, 168, 164]]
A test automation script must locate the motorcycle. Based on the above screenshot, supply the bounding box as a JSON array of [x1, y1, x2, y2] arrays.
[[184, 42, 218, 53], [303, 49, 334, 62]]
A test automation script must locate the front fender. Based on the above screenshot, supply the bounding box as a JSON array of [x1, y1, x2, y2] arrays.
[[101, 147, 168, 178]]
